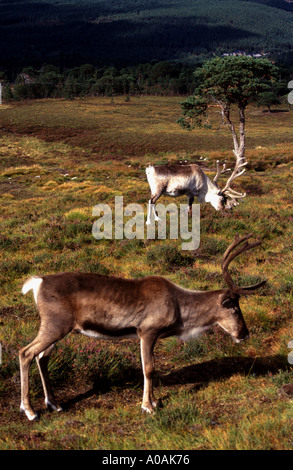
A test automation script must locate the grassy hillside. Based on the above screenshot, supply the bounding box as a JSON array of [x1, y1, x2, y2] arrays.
[[1, 0, 293, 73], [0, 96, 292, 450]]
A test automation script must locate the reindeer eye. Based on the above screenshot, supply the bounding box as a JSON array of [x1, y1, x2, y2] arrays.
[[222, 298, 234, 308]]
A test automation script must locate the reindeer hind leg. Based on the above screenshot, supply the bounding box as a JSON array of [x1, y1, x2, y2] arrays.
[[19, 322, 71, 421], [36, 343, 63, 413], [188, 195, 194, 215]]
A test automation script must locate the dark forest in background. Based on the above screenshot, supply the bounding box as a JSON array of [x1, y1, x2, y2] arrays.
[[1, 0, 293, 74], [1, 0, 293, 100]]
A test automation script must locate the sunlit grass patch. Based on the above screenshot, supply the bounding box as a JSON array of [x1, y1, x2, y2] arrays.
[[201, 405, 292, 450], [1, 164, 45, 178], [64, 207, 92, 220]]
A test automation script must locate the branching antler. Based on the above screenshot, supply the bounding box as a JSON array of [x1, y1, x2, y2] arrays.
[[222, 151, 248, 194], [220, 151, 248, 207], [213, 160, 231, 188], [221, 234, 267, 294]]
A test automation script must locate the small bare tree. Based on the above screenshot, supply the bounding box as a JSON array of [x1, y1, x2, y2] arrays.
[[178, 56, 278, 201]]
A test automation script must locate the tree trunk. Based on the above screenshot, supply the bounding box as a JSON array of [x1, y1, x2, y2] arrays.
[[223, 104, 246, 161], [238, 106, 245, 160]]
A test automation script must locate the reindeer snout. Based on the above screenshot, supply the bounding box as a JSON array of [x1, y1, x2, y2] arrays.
[[235, 332, 250, 343], [216, 198, 225, 211]]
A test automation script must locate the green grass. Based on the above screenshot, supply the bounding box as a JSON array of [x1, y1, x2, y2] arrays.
[[0, 96, 292, 450]]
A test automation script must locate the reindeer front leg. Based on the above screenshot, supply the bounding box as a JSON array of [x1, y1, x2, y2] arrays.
[[146, 199, 153, 225], [139, 332, 159, 413], [146, 188, 165, 225], [146, 197, 162, 224]]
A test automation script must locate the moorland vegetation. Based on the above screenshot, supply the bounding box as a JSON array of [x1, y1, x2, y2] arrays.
[[0, 88, 292, 449]]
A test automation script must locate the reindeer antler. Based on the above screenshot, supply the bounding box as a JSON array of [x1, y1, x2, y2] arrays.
[[221, 234, 266, 294], [213, 160, 231, 188], [221, 151, 248, 206]]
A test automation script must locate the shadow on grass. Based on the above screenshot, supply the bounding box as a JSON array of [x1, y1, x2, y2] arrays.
[[60, 365, 142, 412], [60, 355, 289, 412], [162, 355, 289, 386]]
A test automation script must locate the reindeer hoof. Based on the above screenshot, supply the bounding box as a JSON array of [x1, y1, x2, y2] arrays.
[[45, 399, 63, 412], [141, 405, 155, 415], [152, 398, 162, 409], [20, 405, 38, 421]]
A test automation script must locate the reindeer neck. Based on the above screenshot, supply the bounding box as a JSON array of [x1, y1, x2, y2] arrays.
[[206, 175, 220, 193], [176, 287, 225, 328]]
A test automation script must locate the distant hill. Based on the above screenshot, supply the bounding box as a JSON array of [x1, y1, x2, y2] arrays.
[[1, 0, 293, 73]]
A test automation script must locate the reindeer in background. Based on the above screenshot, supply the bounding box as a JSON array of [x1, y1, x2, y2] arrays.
[[146, 152, 247, 224]]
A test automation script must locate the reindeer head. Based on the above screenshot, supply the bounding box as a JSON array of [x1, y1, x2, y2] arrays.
[[213, 153, 248, 210], [215, 234, 266, 343]]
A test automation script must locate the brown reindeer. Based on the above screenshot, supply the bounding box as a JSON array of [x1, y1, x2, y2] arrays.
[[19, 234, 265, 421]]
